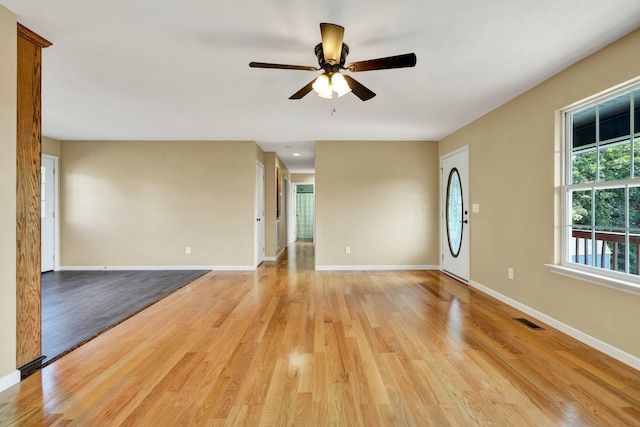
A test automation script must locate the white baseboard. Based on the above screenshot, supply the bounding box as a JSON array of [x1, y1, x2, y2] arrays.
[[59, 265, 254, 271], [315, 265, 439, 271], [264, 247, 286, 262], [0, 370, 20, 393], [469, 280, 640, 371]]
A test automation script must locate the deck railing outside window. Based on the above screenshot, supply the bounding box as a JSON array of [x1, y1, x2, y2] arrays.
[[571, 229, 640, 275]]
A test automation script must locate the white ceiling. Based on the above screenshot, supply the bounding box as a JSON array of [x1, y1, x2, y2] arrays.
[[3, 0, 640, 172]]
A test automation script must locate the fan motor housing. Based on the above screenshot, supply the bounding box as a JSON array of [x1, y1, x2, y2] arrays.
[[315, 43, 349, 70]]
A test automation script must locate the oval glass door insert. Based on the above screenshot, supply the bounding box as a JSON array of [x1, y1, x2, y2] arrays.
[[446, 168, 464, 257]]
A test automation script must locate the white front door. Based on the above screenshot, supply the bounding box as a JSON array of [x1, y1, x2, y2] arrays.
[[441, 147, 470, 282], [41, 155, 56, 272], [255, 162, 265, 266]]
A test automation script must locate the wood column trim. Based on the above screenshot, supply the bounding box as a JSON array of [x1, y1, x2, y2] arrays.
[[16, 23, 51, 374], [17, 23, 52, 48]]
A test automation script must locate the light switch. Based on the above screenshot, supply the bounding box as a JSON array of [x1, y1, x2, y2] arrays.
[[472, 203, 480, 213]]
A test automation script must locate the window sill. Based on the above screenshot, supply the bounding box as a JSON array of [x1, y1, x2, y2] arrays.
[[547, 264, 640, 296]]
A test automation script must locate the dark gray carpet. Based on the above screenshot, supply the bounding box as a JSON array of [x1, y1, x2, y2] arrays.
[[41, 270, 208, 365]]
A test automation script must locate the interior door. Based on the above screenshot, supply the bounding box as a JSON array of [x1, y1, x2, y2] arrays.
[[441, 148, 470, 282], [255, 162, 265, 266], [41, 156, 56, 272]]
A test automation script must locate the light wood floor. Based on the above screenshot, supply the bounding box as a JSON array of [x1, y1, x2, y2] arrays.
[[1, 243, 639, 426]]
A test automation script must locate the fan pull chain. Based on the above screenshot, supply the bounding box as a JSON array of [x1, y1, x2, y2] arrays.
[[330, 93, 336, 116]]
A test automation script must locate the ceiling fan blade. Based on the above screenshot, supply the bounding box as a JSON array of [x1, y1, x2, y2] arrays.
[[343, 75, 376, 101], [289, 79, 316, 99], [345, 53, 417, 72], [320, 23, 344, 64], [250, 62, 319, 71]]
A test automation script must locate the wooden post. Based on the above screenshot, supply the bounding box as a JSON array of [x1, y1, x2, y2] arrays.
[[16, 23, 51, 376]]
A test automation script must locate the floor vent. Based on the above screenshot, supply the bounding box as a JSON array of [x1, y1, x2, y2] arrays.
[[514, 318, 545, 330], [19, 355, 46, 379]]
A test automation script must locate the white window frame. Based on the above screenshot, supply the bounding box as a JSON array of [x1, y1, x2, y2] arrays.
[[549, 79, 640, 296]]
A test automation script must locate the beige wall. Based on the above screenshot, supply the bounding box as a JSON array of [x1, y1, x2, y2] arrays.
[[0, 4, 17, 381], [254, 143, 264, 166], [291, 173, 315, 184], [264, 152, 289, 258], [60, 140, 258, 267], [42, 136, 61, 157], [440, 28, 640, 358], [315, 141, 439, 267]]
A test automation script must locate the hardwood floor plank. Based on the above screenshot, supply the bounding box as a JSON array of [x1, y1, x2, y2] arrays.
[[41, 270, 208, 364], [1, 242, 639, 426]]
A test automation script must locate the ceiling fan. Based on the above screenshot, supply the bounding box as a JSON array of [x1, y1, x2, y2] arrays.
[[249, 23, 417, 101]]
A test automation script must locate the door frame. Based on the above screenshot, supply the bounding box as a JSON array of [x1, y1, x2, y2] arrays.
[[42, 154, 59, 271], [255, 161, 265, 267], [294, 182, 315, 242], [285, 176, 295, 247], [283, 175, 290, 250], [440, 146, 470, 282]]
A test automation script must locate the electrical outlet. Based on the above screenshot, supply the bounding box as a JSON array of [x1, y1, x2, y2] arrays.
[[185, 246, 191, 255], [508, 268, 514, 280], [345, 246, 351, 255]]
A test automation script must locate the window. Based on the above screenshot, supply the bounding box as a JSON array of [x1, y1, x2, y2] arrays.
[[562, 80, 640, 290]]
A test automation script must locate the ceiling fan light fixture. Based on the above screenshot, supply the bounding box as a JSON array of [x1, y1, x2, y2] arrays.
[[312, 74, 333, 98], [312, 72, 351, 99], [331, 72, 351, 97], [250, 23, 416, 101]]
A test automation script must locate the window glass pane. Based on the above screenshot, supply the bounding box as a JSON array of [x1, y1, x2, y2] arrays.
[[635, 137, 640, 179], [572, 190, 592, 227], [594, 188, 625, 229], [605, 238, 625, 272], [631, 245, 639, 276], [630, 186, 640, 276], [571, 189, 593, 267], [634, 89, 640, 133], [589, 228, 616, 270], [630, 186, 640, 231], [573, 106, 596, 148], [599, 93, 630, 142], [591, 226, 625, 272], [572, 148, 597, 184], [446, 169, 463, 257], [599, 140, 631, 181], [570, 230, 593, 266]]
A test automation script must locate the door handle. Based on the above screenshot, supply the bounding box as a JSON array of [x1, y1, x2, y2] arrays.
[[256, 218, 261, 221], [463, 220, 468, 224]]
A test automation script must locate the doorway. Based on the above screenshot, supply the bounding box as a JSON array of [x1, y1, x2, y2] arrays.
[[41, 155, 57, 273], [283, 176, 292, 248], [295, 184, 314, 242], [255, 162, 265, 266], [441, 147, 470, 282]]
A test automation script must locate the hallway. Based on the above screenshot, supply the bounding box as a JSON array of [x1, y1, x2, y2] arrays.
[[1, 243, 638, 425]]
